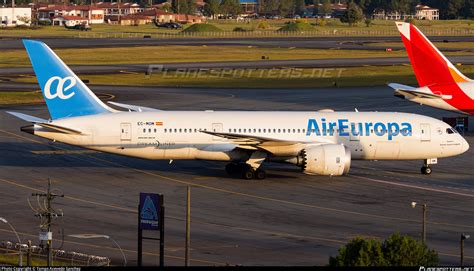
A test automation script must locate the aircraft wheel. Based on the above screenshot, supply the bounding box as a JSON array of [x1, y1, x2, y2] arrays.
[[255, 169, 266, 180], [242, 167, 255, 180], [421, 166, 432, 175]]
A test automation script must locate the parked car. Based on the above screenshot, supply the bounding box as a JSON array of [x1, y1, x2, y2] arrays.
[[154, 20, 182, 29], [64, 24, 92, 31]]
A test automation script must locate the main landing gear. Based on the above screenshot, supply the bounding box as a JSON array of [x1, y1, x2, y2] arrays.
[[421, 158, 437, 175], [225, 163, 266, 180]]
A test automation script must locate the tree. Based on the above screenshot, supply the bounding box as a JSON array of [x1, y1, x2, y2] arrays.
[[295, 0, 306, 15], [340, 2, 364, 26], [319, 0, 332, 16], [278, 0, 295, 17], [220, 0, 242, 17], [329, 233, 439, 267], [424, 0, 466, 19], [204, 0, 220, 18], [329, 237, 386, 266], [382, 233, 438, 266], [261, 0, 279, 16]]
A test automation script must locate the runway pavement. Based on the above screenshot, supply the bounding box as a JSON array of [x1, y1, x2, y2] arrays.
[[0, 86, 473, 266]]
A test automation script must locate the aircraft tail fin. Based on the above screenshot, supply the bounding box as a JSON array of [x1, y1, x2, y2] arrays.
[[395, 22, 471, 87], [22, 39, 115, 120]]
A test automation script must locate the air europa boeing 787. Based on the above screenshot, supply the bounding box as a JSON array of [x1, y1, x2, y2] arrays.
[[7, 40, 469, 179], [389, 22, 474, 115]]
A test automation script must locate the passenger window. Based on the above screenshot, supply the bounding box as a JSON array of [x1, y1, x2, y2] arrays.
[[143, 128, 146, 133], [154, 129, 157, 133], [174, 129, 177, 133]]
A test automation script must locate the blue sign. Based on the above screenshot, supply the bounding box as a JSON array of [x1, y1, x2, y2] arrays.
[[139, 193, 161, 230]]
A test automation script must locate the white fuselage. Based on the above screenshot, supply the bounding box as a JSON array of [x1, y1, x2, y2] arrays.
[[31, 111, 469, 163]]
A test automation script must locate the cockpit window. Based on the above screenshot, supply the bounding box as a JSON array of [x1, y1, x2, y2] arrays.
[[446, 128, 457, 134]]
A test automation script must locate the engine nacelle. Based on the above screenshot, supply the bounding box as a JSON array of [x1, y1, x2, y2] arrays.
[[301, 144, 351, 176]]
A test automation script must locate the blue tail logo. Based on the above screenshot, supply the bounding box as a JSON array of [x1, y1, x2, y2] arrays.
[[44, 76, 77, 100], [23, 39, 113, 120]]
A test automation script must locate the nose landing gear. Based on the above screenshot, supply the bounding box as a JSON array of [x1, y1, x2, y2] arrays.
[[421, 158, 437, 175], [421, 166, 432, 175]]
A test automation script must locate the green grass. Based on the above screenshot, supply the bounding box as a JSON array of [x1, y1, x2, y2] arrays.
[[3, 45, 474, 68], [278, 22, 315, 32], [12, 65, 474, 89], [182, 23, 223, 32], [0, 91, 43, 105], [0, 19, 472, 38]]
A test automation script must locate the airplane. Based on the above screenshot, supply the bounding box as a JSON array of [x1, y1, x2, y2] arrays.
[[6, 40, 469, 179], [389, 22, 474, 115]]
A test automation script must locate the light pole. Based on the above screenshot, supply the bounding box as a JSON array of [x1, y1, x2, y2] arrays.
[[0, 217, 23, 266], [68, 234, 126, 266], [461, 233, 470, 267], [411, 201, 427, 244]]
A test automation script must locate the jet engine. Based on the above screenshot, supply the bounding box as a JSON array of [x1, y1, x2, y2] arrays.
[[299, 144, 351, 176]]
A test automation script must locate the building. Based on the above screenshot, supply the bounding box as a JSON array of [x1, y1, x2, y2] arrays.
[[136, 8, 205, 24], [415, 4, 439, 20], [0, 7, 32, 26], [240, 0, 258, 14], [52, 15, 88, 26], [95, 2, 142, 17], [372, 4, 439, 21], [37, 5, 104, 24], [304, 3, 347, 18], [114, 14, 150, 25]]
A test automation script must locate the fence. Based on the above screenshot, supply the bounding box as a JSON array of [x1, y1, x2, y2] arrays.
[[0, 240, 110, 266], [76, 28, 474, 39]]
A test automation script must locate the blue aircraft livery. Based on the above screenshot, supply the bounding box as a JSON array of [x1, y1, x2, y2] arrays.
[[306, 119, 412, 140]]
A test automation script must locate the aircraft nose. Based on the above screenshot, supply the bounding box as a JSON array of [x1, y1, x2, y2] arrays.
[[460, 136, 470, 154]]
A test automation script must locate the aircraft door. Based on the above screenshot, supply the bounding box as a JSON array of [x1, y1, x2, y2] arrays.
[[420, 123, 431, 142], [120, 123, 132, 141], [212, 123, 223, 141]]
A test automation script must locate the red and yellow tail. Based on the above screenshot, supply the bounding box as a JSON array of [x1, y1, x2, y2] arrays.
[[396, 22, 471, 87]]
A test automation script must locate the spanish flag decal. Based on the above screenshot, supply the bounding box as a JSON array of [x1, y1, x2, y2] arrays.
[[156, 122, 163, 126]]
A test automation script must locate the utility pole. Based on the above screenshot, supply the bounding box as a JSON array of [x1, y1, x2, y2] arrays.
[[185, 186, 190, 266], [32, 179, 64, 266], [461, 234, 470, 267], [422, 203, 427, 244]]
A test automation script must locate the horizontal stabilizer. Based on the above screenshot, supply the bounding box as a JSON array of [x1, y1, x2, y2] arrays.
[[6, 111, 47, 123], [7, 111, 82, 135], [388, 83, 416, 91], [388, 84, 452, 100], [107, 101, 162, 112]]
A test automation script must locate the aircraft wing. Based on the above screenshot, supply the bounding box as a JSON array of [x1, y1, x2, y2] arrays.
[[7, 111, 83, 135], [388, 83, 451, 100], [202, 131, 333, 151], [108, 101, 162, 112]]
